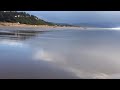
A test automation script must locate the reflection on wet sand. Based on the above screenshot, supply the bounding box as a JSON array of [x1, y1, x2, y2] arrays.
[[1, 28, 120, 79], [0, 30, 47, 40], [28, 30, 120, 79], [0, 29, 80, 79], [0, 40, 78, 79]]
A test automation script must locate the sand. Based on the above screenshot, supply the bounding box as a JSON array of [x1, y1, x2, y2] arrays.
[[0, 22, 82, 29]]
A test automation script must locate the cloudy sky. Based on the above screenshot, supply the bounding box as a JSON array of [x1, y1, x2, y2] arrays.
[[25, 11, 120, 22], [25, 11, 120, 27]]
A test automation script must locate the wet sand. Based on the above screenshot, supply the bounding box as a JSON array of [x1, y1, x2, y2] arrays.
[[1, 26, 119, 79]]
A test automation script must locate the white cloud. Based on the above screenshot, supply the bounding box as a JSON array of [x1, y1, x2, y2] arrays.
[[34, 49, 55, 62], [32, 44, 120, 79], [0, 40, 26, 47]]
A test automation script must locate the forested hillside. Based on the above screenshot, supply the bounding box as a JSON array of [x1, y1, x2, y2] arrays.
[[0, 11, 55, 25]]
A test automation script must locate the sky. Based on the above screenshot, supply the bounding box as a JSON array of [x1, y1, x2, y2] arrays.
[[25, 11, 120, 27]]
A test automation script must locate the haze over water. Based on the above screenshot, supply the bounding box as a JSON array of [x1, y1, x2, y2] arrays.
[[0, 27, 120, 79]]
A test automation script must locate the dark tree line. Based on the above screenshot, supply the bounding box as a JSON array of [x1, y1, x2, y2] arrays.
[[0, 11, 55, 25]]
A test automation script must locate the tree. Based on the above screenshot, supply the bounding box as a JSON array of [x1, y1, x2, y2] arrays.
[[0, 11, 55, 25]]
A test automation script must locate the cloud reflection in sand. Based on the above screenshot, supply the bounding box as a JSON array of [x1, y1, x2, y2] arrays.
[[1, 29, 120, 79], [0, 40, 25, 47], [32, 39, 120, 79]]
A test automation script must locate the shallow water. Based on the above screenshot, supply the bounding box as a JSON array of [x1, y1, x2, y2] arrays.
[[0, 27, 120, 79]]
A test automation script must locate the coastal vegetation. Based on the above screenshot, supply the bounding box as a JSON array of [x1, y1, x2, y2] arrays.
[[0, 11, 78, 28], [0, 11, 55, 26]]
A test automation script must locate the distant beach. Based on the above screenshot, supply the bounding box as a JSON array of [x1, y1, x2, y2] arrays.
[[0, 22, 82, 29]]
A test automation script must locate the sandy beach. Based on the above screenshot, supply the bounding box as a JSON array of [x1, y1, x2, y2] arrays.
[[0, 22, 82, 29]]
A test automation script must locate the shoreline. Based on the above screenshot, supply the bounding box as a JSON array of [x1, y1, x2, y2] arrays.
[[0, 22, 82, 29]]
